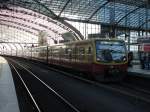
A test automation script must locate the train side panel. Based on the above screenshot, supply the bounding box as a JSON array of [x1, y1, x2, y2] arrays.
[[31, 39, 128, 81], [48, 41, 94, 75]]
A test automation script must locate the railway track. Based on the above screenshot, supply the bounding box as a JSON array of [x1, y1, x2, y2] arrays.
[[10, 58, 150, 104], [8, 59, 80, 112]]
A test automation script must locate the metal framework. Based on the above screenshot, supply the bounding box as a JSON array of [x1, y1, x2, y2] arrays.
[[58, 0, 71, 17], [0, 0, 150, 54], [0, 0, 149, 31], [88, 1, 110, 20], [0, 0, 149, 37], [116, 4, 146, 24], [139, 19, 150, 29]]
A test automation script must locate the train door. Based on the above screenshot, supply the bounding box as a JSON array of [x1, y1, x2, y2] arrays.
[[59, 45, 65, 62], [86, 46, 93, 63], [48, 47, 52, 62], [79, 47, 85, 63], [65, 46, 72, 62], [72, 47, 75, 62]]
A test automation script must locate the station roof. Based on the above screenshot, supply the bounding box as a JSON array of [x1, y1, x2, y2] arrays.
[[0, 0, 149, 36], [9, 0, 149, 31], [0, 0, 150, 48]]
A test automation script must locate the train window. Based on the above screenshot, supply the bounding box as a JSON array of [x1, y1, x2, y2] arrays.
[[88, 47, 91, 54], [95, 40, 126, 62], [75, 47, 78, 54], [65, 48, 72, 54], [78, 47, 85, 61], [68, 48, 72, 52], [72, 47, 76, 54], [79, 47, 85, 54], [65, 49, 68, 54], [72, 47, 78, 60]]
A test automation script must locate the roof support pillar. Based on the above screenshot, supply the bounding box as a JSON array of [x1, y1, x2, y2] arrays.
[[109, 1, 116, 38], [0, 46, 2, 55], [13, 44, 18, 56], [145, 1, 149, 36], [125, 29, 130, 51], [2, 44, 8, 55]]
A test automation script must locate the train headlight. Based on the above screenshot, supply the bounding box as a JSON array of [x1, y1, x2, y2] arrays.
[[97, 58, 100, 61], [123, 57, 127, 61]]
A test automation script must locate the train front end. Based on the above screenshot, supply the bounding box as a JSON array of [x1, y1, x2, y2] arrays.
[[93, 39, 128, 81]]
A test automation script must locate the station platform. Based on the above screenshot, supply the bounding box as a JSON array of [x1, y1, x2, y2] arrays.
[[0, 56, 20, 112], [128, 64, 150, 78]]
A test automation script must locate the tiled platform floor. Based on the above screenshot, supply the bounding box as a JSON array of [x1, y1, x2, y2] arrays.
[[0, 56, 20, 112]]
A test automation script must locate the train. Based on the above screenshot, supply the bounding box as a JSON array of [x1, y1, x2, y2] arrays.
[[25, 38, 128, 82]]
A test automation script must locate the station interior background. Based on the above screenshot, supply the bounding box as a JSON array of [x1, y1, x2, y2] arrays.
[[0, 0, 150, 64]]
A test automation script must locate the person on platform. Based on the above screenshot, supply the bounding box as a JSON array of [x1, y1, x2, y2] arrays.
[[128, 52, 133, 67]]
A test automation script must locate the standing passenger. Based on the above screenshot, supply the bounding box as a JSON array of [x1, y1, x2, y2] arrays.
[[128, 52, 133, 67]]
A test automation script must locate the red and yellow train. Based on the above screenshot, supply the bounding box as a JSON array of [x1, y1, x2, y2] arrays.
[[27, 38, 128, 81]]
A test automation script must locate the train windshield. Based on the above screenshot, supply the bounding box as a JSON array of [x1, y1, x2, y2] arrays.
[[95, 40, 127, 63]]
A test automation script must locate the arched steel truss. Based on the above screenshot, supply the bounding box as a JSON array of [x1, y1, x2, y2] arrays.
[[139, 19, 150, 29], [0, 7, 73, 37], [10, 0, 84, 40], [0, 5, 84, 53], [0, 0, 150, 54], [0, 0, 149, 40], [13, 0, 149, 31]]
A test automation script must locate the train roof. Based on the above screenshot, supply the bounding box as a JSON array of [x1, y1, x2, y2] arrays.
[[63, 38, 124, 44], [33, 38, 125, 48]]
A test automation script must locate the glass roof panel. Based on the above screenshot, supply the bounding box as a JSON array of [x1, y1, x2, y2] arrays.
[[3, 0, 149, 34], [0, 0, 150, 49], [0, 5, 77, 48], [35, 0, 149, 30]]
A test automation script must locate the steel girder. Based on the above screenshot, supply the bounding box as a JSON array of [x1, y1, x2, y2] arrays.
[[10, 0, 84, 40]]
